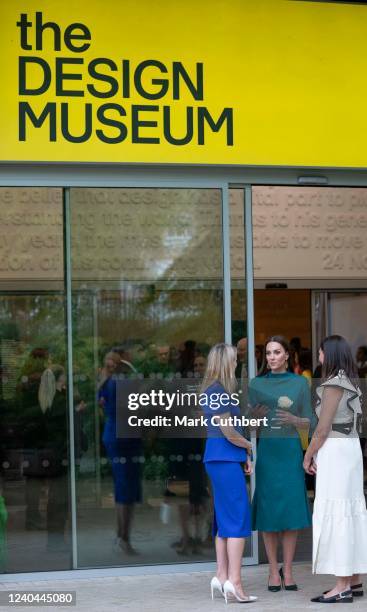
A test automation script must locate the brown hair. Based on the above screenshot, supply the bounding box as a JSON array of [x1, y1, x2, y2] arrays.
[[259, 335, 292, 375]]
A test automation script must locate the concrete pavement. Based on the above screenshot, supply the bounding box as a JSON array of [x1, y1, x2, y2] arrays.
[[0, 563, 365, 611]]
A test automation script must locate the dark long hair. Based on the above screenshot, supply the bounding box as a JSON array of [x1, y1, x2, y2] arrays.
[[259, 335, 293, 376], [320, 335, 358, 382]]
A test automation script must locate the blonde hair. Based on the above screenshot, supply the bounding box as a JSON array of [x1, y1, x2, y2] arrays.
[[38, 365, 65, 414], [200, 343, 237, 394]]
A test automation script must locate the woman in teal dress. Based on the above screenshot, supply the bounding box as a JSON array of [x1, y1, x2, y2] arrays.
[[249, 335, 314, 591]]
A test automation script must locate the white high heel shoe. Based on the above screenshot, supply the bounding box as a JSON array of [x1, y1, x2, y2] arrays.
[[223, 580, 258, 604], [210, 576, 224, 599]]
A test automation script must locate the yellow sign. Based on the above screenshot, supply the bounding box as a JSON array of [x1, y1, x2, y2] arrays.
[[1, 0, 367, 166]]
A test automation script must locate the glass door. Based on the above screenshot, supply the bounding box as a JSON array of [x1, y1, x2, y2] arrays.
[[68, 187, 228, 567], [0, 182, 256, 573]]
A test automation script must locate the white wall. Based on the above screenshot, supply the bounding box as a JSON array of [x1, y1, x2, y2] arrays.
[[329, 292, 367, 357]]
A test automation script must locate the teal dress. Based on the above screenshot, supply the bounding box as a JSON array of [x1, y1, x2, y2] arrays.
[[249, 371, 313, 532]]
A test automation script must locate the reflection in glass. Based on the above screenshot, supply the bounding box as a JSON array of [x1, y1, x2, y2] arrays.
[[70, 188, 224, 567], [0, 188, 71, 572]]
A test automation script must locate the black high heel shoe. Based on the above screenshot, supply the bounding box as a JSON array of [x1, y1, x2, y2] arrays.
[[268, 571, 281, 592], [279, 567, 298, 591]]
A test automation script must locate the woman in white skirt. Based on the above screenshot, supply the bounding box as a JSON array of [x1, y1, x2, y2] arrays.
[[304, 335, 367, 604]]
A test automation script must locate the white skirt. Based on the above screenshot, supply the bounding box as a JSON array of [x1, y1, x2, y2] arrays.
[[313, 436, 367, 576]]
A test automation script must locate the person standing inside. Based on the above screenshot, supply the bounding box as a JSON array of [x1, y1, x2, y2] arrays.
[[235, 338, 248, 383], [304, 335, 367, 603], [249, 335, 313, 591], [201, 343, 257, 604], [356, 345, 367, 378], [98, 351, 142, 555]]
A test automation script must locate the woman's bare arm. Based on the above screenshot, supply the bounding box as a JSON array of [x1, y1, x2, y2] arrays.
[[303, 386, 343, 472]]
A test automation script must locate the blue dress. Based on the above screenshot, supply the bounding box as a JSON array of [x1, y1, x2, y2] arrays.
[[99, 376, 142, 504], [203, 382, 251, 538], [249, 371, 314, 532]]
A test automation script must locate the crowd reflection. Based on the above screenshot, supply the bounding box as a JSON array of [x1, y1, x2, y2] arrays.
[[97, 338, 217, 559]]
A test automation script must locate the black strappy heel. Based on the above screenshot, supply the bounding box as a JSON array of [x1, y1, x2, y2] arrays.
[[322, 583, 363, 597]]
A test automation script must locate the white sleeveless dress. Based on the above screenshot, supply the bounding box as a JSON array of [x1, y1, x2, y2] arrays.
[[312, 371, 367, 575]]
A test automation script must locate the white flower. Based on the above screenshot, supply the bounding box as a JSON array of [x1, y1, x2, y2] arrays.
[[277, 396, 293, 409]]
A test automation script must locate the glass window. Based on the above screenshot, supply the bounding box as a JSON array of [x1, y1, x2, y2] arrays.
[[252, 186, 367, 281], [69, 188, 224, 567], [0, 188, 70, 572]]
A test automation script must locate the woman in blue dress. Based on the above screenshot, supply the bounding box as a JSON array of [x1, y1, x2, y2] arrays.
[[201, 343, 257, 603], [249, 335, 314, 591], [98, 351, 142, 555]]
